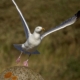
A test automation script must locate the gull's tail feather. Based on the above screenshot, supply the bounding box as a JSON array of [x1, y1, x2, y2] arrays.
[[13, 44, 40, 54], [32, 50, 40, 54], [13, 44, 23, 52]]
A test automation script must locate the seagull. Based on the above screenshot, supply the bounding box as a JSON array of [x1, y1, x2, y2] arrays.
[[12, 0, 80, 67]]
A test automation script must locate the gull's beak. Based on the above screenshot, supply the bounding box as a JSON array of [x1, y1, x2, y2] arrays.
[[42, 28, 45, 31]]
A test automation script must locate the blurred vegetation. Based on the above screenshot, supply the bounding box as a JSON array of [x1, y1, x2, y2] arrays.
[[0, 0, 80, 80]]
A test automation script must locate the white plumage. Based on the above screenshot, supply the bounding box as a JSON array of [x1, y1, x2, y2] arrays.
[[12, 0, 80, 67]]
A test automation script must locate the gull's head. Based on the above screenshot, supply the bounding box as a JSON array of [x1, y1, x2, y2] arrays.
[[34, 26, 45, 33]]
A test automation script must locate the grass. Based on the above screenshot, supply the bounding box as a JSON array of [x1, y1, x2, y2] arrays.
[[0, 0, 80, 80]]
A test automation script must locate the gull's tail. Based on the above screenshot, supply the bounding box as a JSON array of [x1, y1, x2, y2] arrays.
[[13, 44, 40, 54], [32, 50, 40, 54], [13, 44, 23, 52]]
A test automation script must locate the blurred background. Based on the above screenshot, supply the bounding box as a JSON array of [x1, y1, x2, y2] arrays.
[[0, 0, 80, 80]]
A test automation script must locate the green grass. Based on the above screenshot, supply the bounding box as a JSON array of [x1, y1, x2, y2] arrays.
[[0, 0, 80, 80]]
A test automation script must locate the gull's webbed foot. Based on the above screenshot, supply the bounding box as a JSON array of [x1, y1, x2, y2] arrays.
[[16, 56, 20, 63], [16, 51, 23, 63], [23, 54, 31, 67], [23, 60, 28, 67]]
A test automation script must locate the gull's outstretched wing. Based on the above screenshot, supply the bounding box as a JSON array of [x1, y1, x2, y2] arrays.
[[41, 11, 80, 39], [12, 0, 31, 38]]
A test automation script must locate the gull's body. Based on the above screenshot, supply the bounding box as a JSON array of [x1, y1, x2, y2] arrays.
[[14, 26, 43, 54], [22, 32, 41, 52], [12, 0, 80, 67]]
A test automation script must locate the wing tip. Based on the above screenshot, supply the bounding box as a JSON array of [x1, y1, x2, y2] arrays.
[[75, 10, 80, 19]]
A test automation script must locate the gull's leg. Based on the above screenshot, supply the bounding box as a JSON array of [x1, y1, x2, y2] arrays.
[[23, 54, 31, 67], [16, 51, 23, 63]]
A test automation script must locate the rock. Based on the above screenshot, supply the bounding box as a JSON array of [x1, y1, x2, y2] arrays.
[[0, 66, 44, 80]]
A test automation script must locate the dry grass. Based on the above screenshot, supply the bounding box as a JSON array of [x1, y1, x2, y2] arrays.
[[0, 0, 80, 80]]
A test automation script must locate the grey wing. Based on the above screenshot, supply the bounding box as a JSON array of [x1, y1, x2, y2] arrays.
[[41, 11, 80, 39], [12, 0, 31, 38]]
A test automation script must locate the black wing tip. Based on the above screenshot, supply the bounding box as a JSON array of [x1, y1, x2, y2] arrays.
[[75, 10, 80, 19]]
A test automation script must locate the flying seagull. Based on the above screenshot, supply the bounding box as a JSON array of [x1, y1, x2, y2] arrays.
[[12, 0, 80, 67]]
